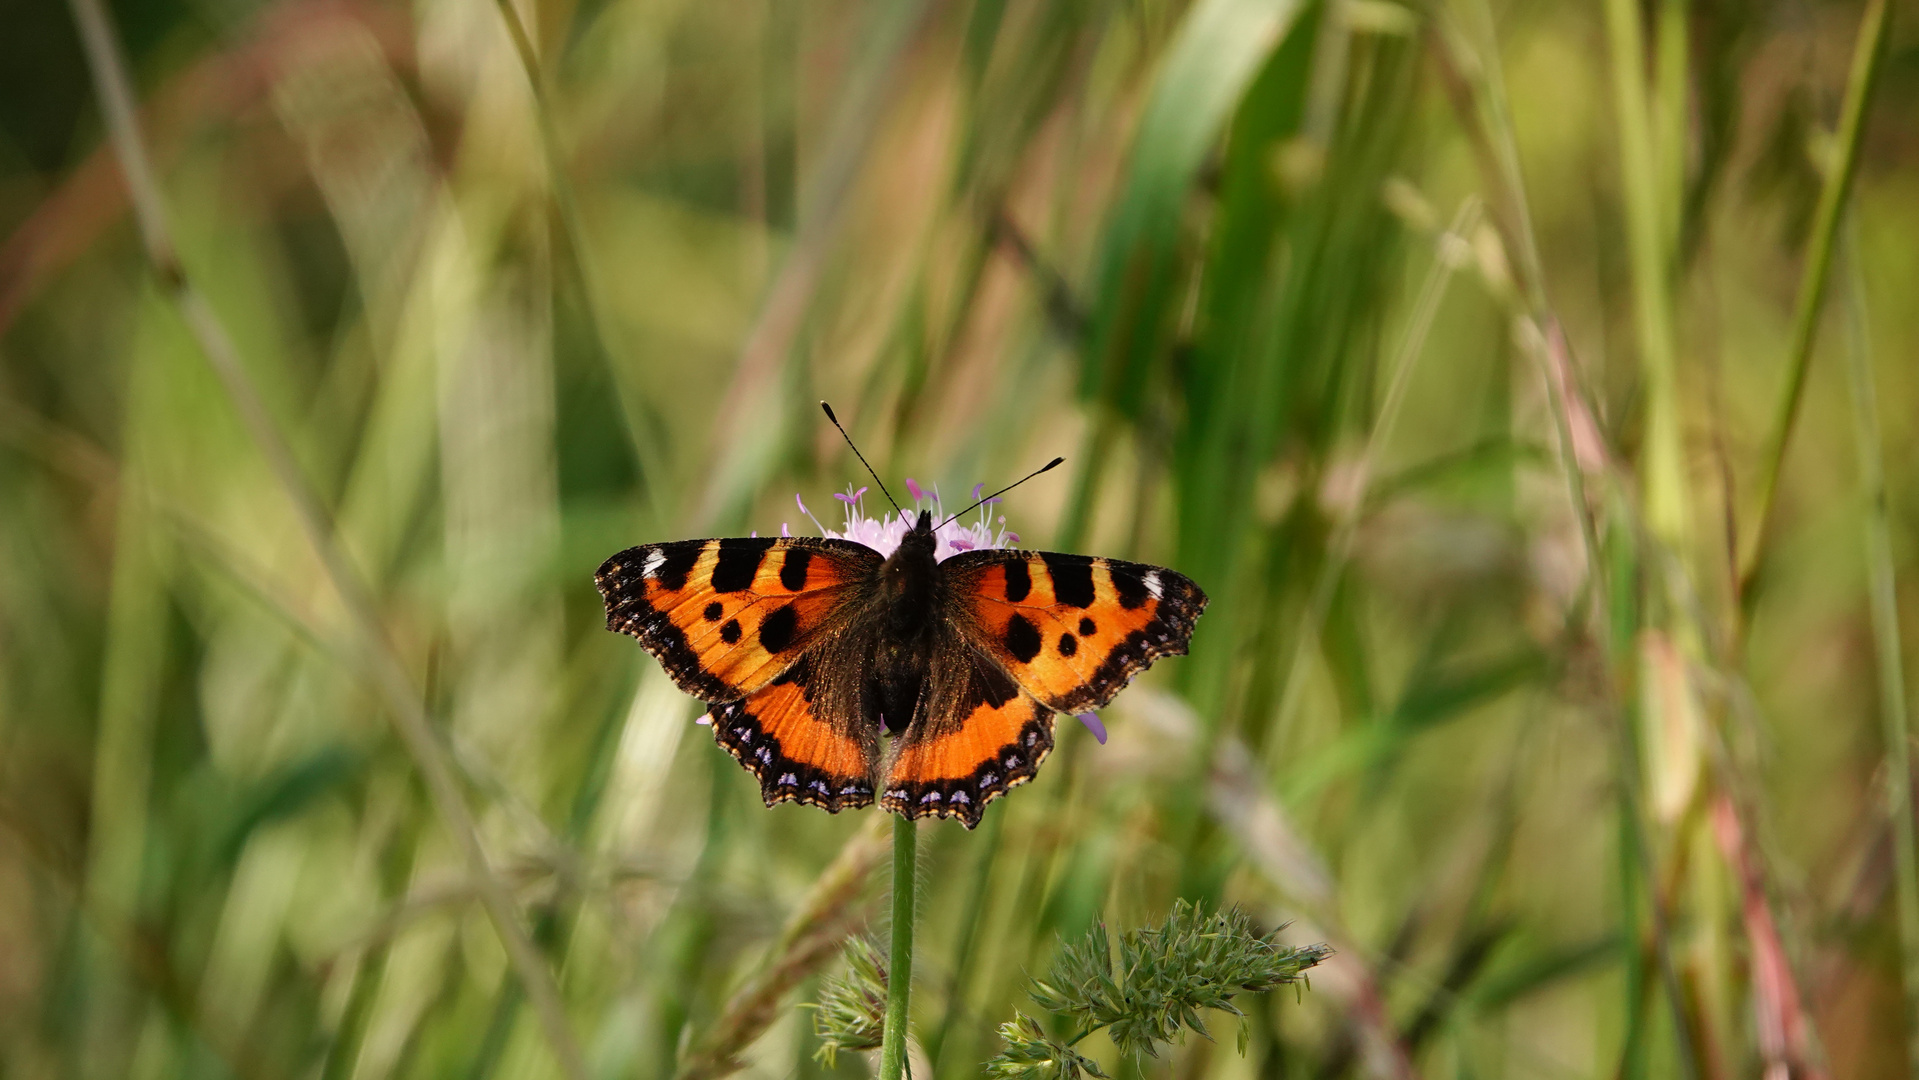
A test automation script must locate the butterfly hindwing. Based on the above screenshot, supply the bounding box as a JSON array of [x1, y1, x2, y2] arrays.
[[882, 644, 1055, 828], [596, 536, 881, 702], [941, 549, 1208, 713], [709, 655, 878, 812]]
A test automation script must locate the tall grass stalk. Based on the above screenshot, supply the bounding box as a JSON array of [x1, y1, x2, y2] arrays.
[[1842, 236, 1919, 1077], [880, 815, 919, 1080], [1439, 0, 1546, 310], [1741, 0, 1890, 595], [1265, 196, 1480, 762], [1606, 0, 1731, 1067], [61, 0, 587, 1075], [1439, 6, 1704, 1068], [1602, 0, 1685, 548], [490, 0, 671, 526], [695, 0, 933, 530]]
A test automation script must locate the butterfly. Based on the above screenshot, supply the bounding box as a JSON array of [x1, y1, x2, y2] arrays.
[[594, 415, 1207, 828]]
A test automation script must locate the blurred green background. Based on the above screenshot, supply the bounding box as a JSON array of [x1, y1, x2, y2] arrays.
[[3, 0, 1918, 1076]]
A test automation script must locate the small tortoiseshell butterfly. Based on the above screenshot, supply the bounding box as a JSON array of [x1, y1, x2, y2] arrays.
[[594, 405, 1207, 828]]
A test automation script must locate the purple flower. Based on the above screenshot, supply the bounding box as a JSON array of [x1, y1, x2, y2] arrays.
[[1076, 712, 1106, 744], [792, 481, 1020, 561]]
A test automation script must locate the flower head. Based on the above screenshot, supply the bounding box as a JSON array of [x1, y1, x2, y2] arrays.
[[798, 481, 1021, 561]]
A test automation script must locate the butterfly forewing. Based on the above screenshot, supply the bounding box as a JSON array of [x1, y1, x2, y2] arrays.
[[595, 536, 881, 702], [940, 549, 1208, 713]]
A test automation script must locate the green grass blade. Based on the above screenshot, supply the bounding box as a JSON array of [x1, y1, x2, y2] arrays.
[[1740, 0, 1890, 595], [1842, 232, 1919, 1077]]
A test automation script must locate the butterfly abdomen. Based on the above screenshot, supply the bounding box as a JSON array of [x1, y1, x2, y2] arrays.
[[865, 525, 944, 736]]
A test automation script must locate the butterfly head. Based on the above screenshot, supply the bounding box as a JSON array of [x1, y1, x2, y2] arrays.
[[877, 508, 940, 602], [892, 508, 938, 559]]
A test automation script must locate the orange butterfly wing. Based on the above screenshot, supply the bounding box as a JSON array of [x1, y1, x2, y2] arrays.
[[881, 549, 1207, 828], [598, 536, 883, 812], [940, 549, 1208, 713], [596, 536, 879, 702], [880, 644, 1054, 828], [709, 655, 878, 812]]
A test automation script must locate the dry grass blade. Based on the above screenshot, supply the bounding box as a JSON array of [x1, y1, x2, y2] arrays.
[[61, 1, 587, 1076], [676, 816, 891, 1080], [1709, 794, 1827, 1080]]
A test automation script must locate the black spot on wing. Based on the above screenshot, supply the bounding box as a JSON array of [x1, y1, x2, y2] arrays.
[[1079, 617, 1097, 636], [1058, 633, 1077, 657], [704, 601, 724, 621], [1005, 614, 1042, 663], [966, 657, 1020, 710], [712, 537, 777, 593], [1002, 559, 1032, 603], [1042, 552, 1096, 608], [657, 544, 701, 591], [780, 547, 812, 592], [759, 605, 798, 653], [720, 619, 743, 644], [1047, 571, 1210, 711], [1110, 566, 1150, 610]]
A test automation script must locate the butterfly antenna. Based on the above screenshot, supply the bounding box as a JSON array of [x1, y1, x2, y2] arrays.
[[940, 456, 1065, 529], [819, 402, 903, 515]]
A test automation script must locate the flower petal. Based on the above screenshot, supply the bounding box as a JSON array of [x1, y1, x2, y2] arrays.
[[1076, 712, 1107, 744]]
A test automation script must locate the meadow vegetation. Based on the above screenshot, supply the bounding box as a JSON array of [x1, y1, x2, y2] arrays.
[[1, 0, 1916, 1076]]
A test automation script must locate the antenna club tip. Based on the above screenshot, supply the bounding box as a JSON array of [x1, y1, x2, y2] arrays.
[[819, 401, 838, 423], [1043, 457, 1064, 471]]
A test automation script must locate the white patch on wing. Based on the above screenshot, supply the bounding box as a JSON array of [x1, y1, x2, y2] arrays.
[[1143, 571, 1163, 599], [642, 549, 666, 577]]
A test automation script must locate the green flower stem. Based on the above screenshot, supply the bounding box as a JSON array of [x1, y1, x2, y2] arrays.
[[880, 814, 918, 1080]]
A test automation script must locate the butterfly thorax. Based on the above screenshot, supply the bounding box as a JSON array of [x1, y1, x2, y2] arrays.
[[866, 510, 943, 735]]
